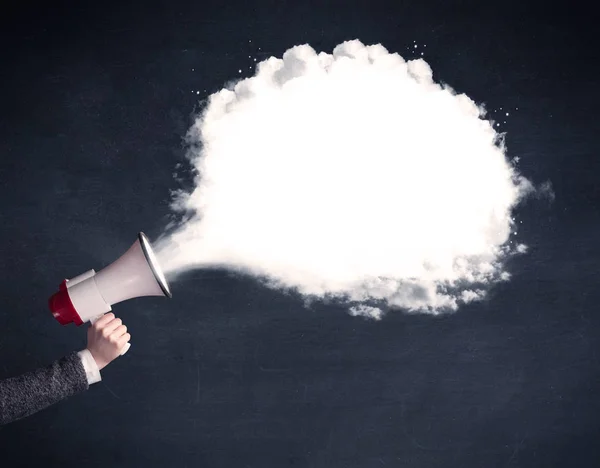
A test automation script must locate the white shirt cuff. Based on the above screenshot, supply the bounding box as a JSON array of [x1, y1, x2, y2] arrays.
[[77, 349, 102, 385]]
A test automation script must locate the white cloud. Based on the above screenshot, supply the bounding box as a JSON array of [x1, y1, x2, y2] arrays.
[[155, 40, 546, 315], [349, 305, 384, 320]]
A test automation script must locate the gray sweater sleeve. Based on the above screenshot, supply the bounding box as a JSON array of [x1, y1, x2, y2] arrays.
[[0, 352, 89, 425]]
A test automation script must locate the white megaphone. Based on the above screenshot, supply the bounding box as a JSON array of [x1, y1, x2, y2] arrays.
[[48, 232, 172, 355]]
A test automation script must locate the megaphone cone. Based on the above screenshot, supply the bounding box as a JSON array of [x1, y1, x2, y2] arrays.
[[49, 232, 172, 327]]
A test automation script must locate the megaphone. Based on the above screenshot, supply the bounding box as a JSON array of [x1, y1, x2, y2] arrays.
[[48, 232, 172, 355]]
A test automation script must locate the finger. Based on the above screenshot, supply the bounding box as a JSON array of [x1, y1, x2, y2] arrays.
[[111, 324, 128, 339], [117, 333, 131, 347], [101, 317, 123, 336], [93, 313, 115, 329]]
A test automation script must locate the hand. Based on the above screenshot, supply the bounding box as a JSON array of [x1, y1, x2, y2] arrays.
[[86, 313, 131, 371]]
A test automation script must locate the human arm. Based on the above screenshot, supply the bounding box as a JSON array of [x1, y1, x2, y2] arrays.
[[0, 313, 130, 425]]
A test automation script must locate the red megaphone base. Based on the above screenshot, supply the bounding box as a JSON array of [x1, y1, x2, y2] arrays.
[[49, 280, 84, 326]]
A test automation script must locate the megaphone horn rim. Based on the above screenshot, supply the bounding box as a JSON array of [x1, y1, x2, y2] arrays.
[[138, 232, 172, 299]]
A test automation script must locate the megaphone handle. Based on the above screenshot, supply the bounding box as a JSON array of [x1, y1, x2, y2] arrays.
[[120, 342, 131, 355], [89, 314, 102, 325], [90, 314, 131, 356]]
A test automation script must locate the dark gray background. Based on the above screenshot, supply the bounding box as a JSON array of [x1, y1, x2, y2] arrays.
[[1, 1, 599, 466]]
